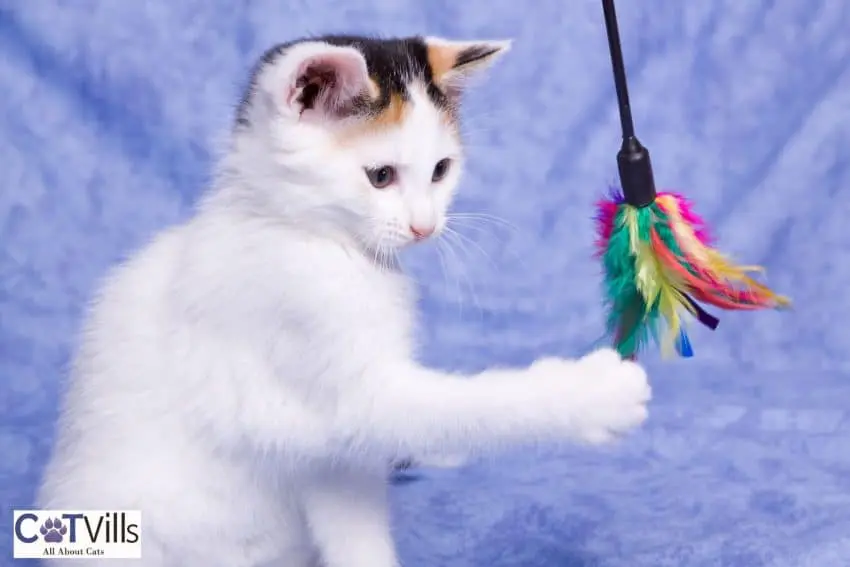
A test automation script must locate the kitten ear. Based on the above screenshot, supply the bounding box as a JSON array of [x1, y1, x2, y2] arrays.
[[425, 37, 512, 101], [261, 41, 375, 121]]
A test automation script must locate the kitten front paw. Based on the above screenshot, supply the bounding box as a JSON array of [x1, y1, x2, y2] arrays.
[[530, 348, 651, 444]]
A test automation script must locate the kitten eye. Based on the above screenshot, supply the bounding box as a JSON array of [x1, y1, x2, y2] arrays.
[[431, 158, 452, 183], [365, 166, 396, 189]]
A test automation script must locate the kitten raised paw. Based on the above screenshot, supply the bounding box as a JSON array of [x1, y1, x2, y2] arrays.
[[528, 348, 651, 444]]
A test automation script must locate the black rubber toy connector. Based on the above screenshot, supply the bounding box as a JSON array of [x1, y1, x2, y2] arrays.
[[617, 136, 657, 208]]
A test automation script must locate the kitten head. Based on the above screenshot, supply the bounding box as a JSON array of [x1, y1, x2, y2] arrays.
[[228, 35, 510, 252]]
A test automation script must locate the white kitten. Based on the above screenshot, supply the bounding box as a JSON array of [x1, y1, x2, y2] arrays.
[[37, 35, 651, 567]]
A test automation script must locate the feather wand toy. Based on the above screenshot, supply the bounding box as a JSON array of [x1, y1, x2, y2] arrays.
[[594, 0, 790, 359]]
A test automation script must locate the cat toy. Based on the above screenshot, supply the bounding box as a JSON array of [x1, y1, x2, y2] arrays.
[[594, 0, 790, 359]]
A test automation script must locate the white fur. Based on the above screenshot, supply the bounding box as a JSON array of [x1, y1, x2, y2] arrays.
[[37, 38, 651, 567]]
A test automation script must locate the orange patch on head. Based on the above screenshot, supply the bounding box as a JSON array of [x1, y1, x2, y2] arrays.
[[333, 90, 412, 146], [426, 43, 458, 84], [371, 91, 408, 127]]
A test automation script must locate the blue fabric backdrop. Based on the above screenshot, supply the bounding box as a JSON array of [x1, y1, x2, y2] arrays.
[[2, 1, 849, 565]]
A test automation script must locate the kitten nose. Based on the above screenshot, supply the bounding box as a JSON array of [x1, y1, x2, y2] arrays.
[[410, 224, 435, 240]]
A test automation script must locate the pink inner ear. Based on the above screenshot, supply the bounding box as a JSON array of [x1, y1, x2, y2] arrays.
[[290, 50, 369, 113]]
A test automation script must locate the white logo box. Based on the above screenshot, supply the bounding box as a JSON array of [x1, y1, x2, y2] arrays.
[[13, 510, 142, 560]]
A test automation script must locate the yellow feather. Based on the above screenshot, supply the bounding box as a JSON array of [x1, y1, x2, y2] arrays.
[[625, 208, 661, 313], [660, 195, 791, 307], [631, 222, 695, 356]]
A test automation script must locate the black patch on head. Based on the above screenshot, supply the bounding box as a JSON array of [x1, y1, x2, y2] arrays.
[[454, 45, 502, 69], [235, 35, 450, 129]]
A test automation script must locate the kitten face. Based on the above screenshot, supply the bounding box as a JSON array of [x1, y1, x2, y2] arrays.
[[232, 35, 510, 253]]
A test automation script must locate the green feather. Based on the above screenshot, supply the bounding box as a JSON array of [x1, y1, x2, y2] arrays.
[[602, 203, 666, 357]]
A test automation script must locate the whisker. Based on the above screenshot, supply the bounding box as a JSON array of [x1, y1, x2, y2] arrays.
[[372, 236, 381, 268], [439, 232, 483, 317], [446, 219, 514, 250], [433, 239, 452, 301], [436, 238, 466, 318], [448, 212, 518, 232], [443, 226, 498, 271], [379, 239, 392, 273]]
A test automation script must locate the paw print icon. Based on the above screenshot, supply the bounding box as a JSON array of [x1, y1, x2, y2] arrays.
[[40, 518, 68, 543]]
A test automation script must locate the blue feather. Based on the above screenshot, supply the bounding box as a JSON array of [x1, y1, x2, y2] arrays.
[[675, 330, 694, 357]]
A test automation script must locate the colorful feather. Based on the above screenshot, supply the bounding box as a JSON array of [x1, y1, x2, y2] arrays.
[[595, 188, 790, 359]]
